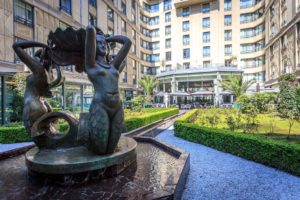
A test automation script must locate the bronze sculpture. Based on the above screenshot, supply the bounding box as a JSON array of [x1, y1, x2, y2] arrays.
[[84, 26, 132, 154], [13, 26, 132, 156]]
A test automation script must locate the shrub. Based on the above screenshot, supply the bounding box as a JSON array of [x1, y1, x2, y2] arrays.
[[125, 108, 179, 132], [175, 110, 300, 176], [0, 126, 30, 143]]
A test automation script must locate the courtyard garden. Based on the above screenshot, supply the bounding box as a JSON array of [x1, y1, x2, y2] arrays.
[[174, 74, 300, 176]]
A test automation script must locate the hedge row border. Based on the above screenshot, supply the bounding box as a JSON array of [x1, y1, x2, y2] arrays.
[[174, 110, 300, 176]]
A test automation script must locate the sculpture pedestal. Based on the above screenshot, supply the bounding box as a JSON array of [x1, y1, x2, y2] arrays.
[[25, 136, 137, 185]]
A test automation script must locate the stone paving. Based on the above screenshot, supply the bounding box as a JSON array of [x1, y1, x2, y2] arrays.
[[0, 142, 33, 153], [156, 126, 300, 200]]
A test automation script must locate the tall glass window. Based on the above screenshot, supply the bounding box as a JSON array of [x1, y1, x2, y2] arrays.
[[224, 0, 232, 11], [224, 15, 232, 26], [224, 30, 232, 41], [225, 45, 232, 55], [165, 12, 171, 22], [107, 7, 114, 21], [183, 35, 190, 45], [182, 7, 190, 17], [182, 21, 190, 31], [183, 48, 190, 58], [203, 32, 210, 42], [202, 3, 210, 13], [89, 14, 97, 26], [164, 0, 172, 11], [203, 17, 210, 28], [60, 0, 72, 14], [203, 46, 211, 57], [165, 38, 171, 48], [166, 51, 172, 61], [14, 0, 33, 26], [121, 1, 127, 15], [143, 3, 159, 12], [165, 25, 171, 35]]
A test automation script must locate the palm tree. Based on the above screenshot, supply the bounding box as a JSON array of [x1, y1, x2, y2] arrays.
[[139, 75, 158, 102], [221, 76, 255, 98]]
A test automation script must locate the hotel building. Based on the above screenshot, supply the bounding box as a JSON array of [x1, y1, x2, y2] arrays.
[[0, 0, 299, 123]]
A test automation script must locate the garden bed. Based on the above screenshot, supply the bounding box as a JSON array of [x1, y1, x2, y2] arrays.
[[0, 108, 179, 144], [174, 109, 300, 176]]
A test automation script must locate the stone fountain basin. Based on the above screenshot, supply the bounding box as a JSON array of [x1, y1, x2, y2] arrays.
[[0, 137, 190, 200], [26, 136, 137, 174]]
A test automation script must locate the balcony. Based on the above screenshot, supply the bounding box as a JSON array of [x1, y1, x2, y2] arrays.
[[174, 0, 214, 8]]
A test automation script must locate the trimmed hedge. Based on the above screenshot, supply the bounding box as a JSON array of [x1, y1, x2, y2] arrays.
[[174, 110, 300, 176], [0, 126, 30, 143], [0, 108, 179, 144], [125, 108, 179, 132]]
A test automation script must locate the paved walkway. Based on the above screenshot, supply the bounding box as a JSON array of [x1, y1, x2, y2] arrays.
[[0, 142, 33, 153], [156, 126, 300, 200]]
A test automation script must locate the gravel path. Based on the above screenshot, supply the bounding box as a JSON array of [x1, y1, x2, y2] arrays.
[[156, 126, 300, 200], [0, 142, 33, 153]]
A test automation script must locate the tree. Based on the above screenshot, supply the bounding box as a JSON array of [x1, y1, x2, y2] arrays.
[[139, 75, 158, 102], [8, 73, 29, 122], [277, 73, 299, 138], [221, 76, 255, 99]]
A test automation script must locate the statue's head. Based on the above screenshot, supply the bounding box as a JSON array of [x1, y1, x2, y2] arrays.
[[95, 27, 110, 59], [34, 48, 51, 71]]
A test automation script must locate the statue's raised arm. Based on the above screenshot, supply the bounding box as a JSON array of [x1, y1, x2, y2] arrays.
[[13, 41, 49, 73], [85, 26, 97, 71], [106, 35, 132, 72]]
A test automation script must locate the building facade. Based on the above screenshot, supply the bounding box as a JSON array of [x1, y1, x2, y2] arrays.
[[0, 0, 142, 124], [264, 0, 300, 88]]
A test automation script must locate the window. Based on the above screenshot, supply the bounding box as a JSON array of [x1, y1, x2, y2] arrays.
[[165, 12, 171, 22], [203, 17, 210, 28], [182, 7, 190, 17], [240, 8, 264, 23], [182, 21, 190, 31], [203, 32, 210, 42], [166, 65, 171, 71], [225, 30, 232, 41], [150, 29, 160, 37], [165, 38, 171, 48], [166, 51, 172, 61], [121, 1, 126, 15], [240, 0, 258, 9], [14, 0, 33, 26], [132, 30, 136, 40], [141, 53, 160, 62], [122, 72, 127, 83], [225, 59, 232, 66], [224, 0, 232, 11], [183, 62, 190, 69], [183, 48, 190, 58], [121, 20, 126, 31], [89, 14, 97, 26], [240, 40, 265, 54], [165, 25, 171, 35], [241, 56, 265, 68], [164, 0, 172, 11], [107, 7, 114, 21], [202, 3, 210, 13], [183, 35, 190, 45], [224, 15, 232, 26], [131, 45, 136, 53], [89, 0, 97, 7], [132, 0, 136, 9], [60, 0, 72, 15], [203, 60, 211, 67], [14, 37, 34, 63], [240, 24, 264, 38], [203, 46, 211, 57], [108, 27, 114, 35], [133, 75, 137, 85], [143, 3, 159, 12], [133, 60, 137, 70], [131, 13, 136, 24], [225, 45, 232, 55]]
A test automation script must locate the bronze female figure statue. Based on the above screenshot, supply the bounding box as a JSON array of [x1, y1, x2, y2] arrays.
[[84, 26, 132, 154], [13, 41, 64, 147]]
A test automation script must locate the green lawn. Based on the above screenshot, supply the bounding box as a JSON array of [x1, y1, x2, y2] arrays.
[[194, 109, 300, 143]]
